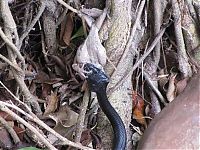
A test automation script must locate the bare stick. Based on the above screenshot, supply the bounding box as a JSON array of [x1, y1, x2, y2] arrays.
[[0, 28, 25, 69], [0, 54, 22, 72], [74, 88, 90, 142], [56, 0, 78, 13], [143, 71, 167, 105], [171, 0, 192, 77], [4, 102, 94, 150], [1, 0, 42, 113], [153, 0, 162, 65], [0, 116, 20, 144]]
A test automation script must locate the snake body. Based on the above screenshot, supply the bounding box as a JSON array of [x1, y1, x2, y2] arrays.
[[84, 63, 126, 150]]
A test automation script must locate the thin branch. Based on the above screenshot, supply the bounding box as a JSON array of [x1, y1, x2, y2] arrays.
[[74, 88, 90, 142], [143, 71, 167, 105], [56, 0, 78, 13], [0, 54, 22, 72], [0, 28, 25, 68], [171, 0, 192, 77], [0, 116, 20, 144], [153, 0, 162, 65], [0, 81, 30, 111], [56, 7, 69, 26]]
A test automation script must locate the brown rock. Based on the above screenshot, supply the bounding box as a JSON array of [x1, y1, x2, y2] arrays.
[[137, 71, 200, 149]]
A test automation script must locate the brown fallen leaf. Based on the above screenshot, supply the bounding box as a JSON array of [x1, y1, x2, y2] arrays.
[[132, 91, 147, 128], [158, 69, 168, 92], [43, 92, 59, 115], [60, 12, 74, 46], [45, 106, 78, 128], [13, 126, 25, 141], [41, 83, 52, 99], [166, 73, 177, 102], [80, 129, 92, 146], [0, 111, 14, 121]]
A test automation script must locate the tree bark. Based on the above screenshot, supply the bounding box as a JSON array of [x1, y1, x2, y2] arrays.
[[97, 0, 133, 149]]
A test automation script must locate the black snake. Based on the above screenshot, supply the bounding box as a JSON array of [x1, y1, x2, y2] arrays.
[[84, 63, 126, 150]]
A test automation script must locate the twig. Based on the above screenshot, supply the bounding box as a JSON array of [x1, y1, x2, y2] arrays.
[[0, 28, 25, 69], [130, 124, 142, 135], [0, 102, 57, 150], [0, 0, 23, 69], [56, 7, 69, 26], [0, 115, 20, 144], [185, 0, 199, 25], [143, 71, 167, 105], [171, 0, 192, 77], [0, 81, 29, 110], [74, 87, 90, 142], [0, 54, 22, 72], [153, 0, 162, 65], [56, 0, 78, 13]]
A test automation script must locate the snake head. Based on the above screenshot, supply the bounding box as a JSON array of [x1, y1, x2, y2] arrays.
[[84, 63, 109, 92]]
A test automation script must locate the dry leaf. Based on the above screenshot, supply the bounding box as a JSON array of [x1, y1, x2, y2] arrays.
[[80, 129, 92, 146], [60, 12, 74, 46], [68, 92, 82, 104], [47, 106, 78, 127], [132, 91, 147, 128], [34, 71, 49, 83], [158, 69, 168, 91], [43, 92, 59, 115], [166, 73, 177, 102], [41, 83, 52, 99], [0, 111, 14, 121], [13, 126, 25, 141]]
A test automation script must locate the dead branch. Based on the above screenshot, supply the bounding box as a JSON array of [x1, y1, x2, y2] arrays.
[[0, 116, 20, 144], [56, 0, 78, 13], [171, 0, 192, 77], [74, 88, 90, 142]]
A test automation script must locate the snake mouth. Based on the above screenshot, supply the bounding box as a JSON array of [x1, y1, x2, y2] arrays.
[[83, 63, 109, 92]]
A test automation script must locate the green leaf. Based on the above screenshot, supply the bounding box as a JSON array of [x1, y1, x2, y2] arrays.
[[71, 26, 84, 40]]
